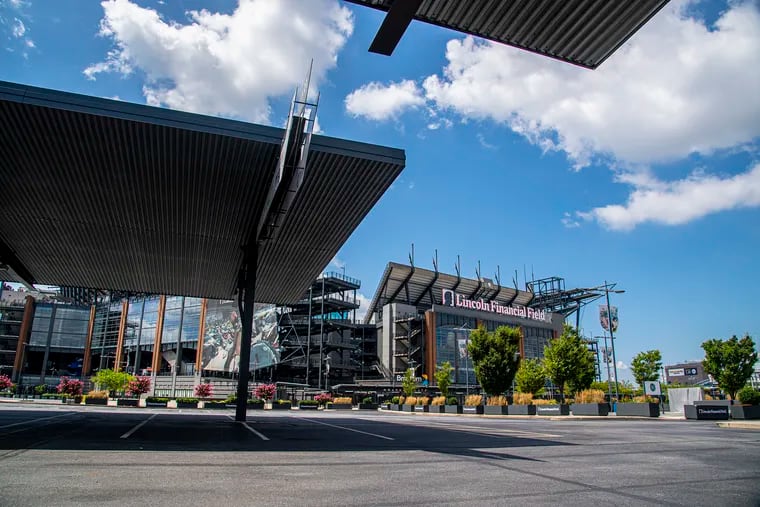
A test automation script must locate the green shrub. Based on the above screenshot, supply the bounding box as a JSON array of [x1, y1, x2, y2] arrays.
[[299, 399, 319, 406], [146, 397, 169, 403], [737, 386, 760, 405], [175, 397, 198, 404], [390, 396, 400, 404], [361, 396, 373, 404], [248, 398, 264, 404], [34, 385, 47, 395], [446, 397, 458, 405], [277, 399, 291, 405]]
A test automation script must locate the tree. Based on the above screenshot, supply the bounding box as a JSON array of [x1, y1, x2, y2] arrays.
[[631, 349, 662, 387], [543, 324, 596, 402], [435, 361, 453, 397], [91, 369, 133, 396], [515, 358, 546, 395], [401, 368, 416, 397], [467, 325, 522, 396], [701, 335, 757, 400]]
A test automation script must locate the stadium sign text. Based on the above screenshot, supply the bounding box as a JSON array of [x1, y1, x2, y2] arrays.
[[441, 289, 547, 322]]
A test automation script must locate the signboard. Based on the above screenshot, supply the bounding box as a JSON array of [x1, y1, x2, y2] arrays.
[[645, 381, 661, 396], [599, 305, 619, 332], [695, 406, 729, 420], [685, 367, 698, 376], [441, 288, 547, 322], [668, 368, 685, 377]]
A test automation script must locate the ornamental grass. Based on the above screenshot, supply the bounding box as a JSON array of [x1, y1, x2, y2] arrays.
[[431, 396, 446, 406], [404, 396, 417, 405], [575, 389, 606, 404], [532, 398, 558, 405], [464, 394, 482, 406], [332, 397, 352, 404], [86, 390, 108, 399], [487, 395, 508, 406], [512, 392, 533, 405], [398, 396, 405, 405], [416, 397, 430, 406], [632, 395, 659, 403]]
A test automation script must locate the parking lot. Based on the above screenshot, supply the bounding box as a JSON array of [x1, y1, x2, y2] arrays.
[[1, 405, 759, 506]]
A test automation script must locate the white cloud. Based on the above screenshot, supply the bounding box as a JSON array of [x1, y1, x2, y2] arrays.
[[561, 212, 580, 229], [355, 291, 371, 323], [345, 79, 424, 121], [616, 361, 629, 370], [328, 256, 345, 271], [408, 181, 415, 190], [579, 163, 760, 230], [84, 0, 353, 123], [477, 133, 496, 150], [421, 1, 760, 168], [11, 17, 24, 37]]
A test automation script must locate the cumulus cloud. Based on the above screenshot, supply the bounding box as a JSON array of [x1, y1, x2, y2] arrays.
[[421, 1, 760, 168], [579, 163, 760, 230], [11, 17, 24, 37], [345, 79, 424, 120], [85, 0, 353, 123], [355, 291, 371, 323]]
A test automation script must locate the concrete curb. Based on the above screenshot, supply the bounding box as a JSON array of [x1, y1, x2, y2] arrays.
[[716, 421, 760, 430]]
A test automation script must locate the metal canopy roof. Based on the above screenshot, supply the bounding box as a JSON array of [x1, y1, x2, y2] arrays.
[[0, 81, 405, 304], [345, 0, 670, 68], [365, 261, 535, 323]]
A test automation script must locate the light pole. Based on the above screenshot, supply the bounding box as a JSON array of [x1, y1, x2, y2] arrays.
[[600, 281, 624, 406]]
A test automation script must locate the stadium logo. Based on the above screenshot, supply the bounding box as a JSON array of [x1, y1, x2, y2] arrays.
[[441, 289, 547, 322]]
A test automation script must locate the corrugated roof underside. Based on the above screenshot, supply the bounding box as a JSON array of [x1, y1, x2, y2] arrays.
[[0, 97, 404, 303], [257, 151, 403, 304], [0, 100, 274, 299], [348, 0, 669, 68]]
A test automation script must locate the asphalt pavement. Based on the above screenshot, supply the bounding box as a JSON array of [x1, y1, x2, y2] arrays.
[[1, 404, 758, 506]]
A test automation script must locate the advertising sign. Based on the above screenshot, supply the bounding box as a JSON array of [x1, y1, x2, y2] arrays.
[[201, 301, 279, 372], [441, 289, 547, 322], [599, 305, 619, 332], [645, 381, 661, 396], [668, 368, 685, 377]]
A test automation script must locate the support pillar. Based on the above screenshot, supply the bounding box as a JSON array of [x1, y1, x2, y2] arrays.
[[194, 298, 208, 379], [235, 245, 258, 422], [114, 300, 128, 372], [82, 304, 96, 377], [12, 296, 35, 382]]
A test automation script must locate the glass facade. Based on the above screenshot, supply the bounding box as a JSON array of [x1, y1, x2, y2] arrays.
[[433, 310, 557, 386], [91, 300, 125, 371]]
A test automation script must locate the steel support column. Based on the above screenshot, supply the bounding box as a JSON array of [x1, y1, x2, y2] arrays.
[[235, 245, 258, 422]]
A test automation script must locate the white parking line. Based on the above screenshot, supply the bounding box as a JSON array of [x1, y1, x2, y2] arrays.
[[0, 412, 76, 430], [227, 416, 270, 441], [300, 417, 395, 441], [120, 413, 157, 439]]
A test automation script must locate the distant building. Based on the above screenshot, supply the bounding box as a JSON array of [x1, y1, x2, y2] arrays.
[[664, 361, 710, 386]]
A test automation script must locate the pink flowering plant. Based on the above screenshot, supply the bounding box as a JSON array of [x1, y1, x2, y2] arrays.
[[253, 383, 276, 401], [56, 376, 83, 397], [194, 383, 214, 399], [126, 376, 151, 397], [314, 393, 332, 406], [0, 374, 13, 391]]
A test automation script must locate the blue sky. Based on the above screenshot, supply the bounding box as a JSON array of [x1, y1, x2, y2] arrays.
[[2, 0, 759, 380]]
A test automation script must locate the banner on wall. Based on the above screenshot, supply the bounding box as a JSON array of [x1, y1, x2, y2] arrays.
[[201, 301, 280, 372]]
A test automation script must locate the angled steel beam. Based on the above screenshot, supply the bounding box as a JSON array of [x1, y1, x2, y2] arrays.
[[369, 0, 424, 56], [414, 250, 438, 306]]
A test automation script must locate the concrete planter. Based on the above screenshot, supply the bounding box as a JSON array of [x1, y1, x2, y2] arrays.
[[271, 402, 292, 410], [616, 402, 660, 417], [413, 405, 429, 413], [571, 403, 610, 416], [483, 406, 509, 415], [202, 401, 229, 409], [685, 404, 730, 420], [462, 405, 484, 415], [176, 401, 198, 409], [444, 405, 463, 414], [730, 405, 760, 420], [298, 404, 319, 410], [85, 398, 108, 405], [508, 405, 536, 416], [328, 403, 353, 410], [429, 405, 446, 413], [536, 404, 570, 416], [116, 398, 139, 407], [358, 403, 379, 410], [402, 404, 416, 412], [145, 401, 168, 408]]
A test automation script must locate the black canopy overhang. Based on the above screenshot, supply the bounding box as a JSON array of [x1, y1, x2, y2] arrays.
[[0, 81, 405, 305], [345, 0, 670, 69]]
